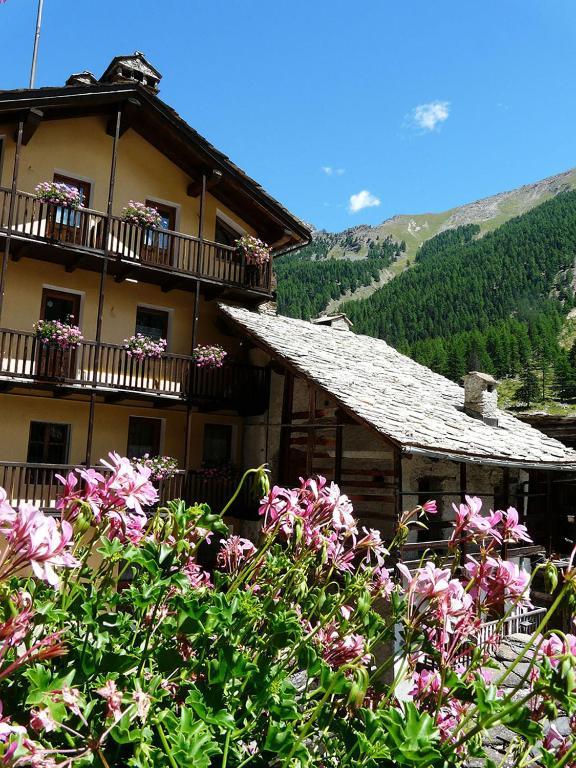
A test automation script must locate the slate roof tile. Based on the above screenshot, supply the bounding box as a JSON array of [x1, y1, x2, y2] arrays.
[[220, 305, 576, 469]]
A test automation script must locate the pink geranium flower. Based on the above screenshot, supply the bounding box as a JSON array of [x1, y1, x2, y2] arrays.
[[0, 502, 79, 587], [217, 536, 256, 573]]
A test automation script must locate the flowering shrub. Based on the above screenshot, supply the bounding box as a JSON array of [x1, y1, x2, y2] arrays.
[[34, 181, 83, 208], [198, 461, 235, 482], [192, 343, 227, 368], [0, 460, 573, 767], [235, 234, 272, 266], [131, 453, 178, 481], [33, 315, 83, 349], [121, 201, 162, 228], [123, 333, 166, 360]]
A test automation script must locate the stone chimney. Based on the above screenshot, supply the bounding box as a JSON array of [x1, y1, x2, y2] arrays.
[[462, 371, 499, 427], [311, 313, 353, 331], [65, 71, 98, 87], [99, 52, 162, 93]]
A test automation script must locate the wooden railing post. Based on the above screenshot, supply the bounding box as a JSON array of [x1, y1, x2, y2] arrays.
[[86, 107, 122, 467], [0, 121, 24, 325]]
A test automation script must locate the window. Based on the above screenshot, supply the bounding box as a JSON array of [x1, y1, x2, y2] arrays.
[[127, 417, 162, 459], [146, 201, 176, 233], [52, 173, 91, 227], [142, 200, 177, 264], [135, 306, 169, 342], [27, 421, 70, 465], [215, 217, 240, 248], [417, 478, 445, 542], [214, 217, 242, 265], [41, 288, 81, 324], [0, 137, 4, 184], [202, 424, 233, 467]]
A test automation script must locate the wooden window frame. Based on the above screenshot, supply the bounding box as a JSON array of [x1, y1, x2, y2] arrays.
[[26, 420, 71, 466], [135, 305, 170, 344], [127, 416, 164, 460]]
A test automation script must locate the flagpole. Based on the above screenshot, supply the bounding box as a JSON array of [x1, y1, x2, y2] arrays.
[[29, 0, 44, 88]]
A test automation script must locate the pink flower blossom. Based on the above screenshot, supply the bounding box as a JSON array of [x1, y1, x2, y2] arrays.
[[397, 561, 452, 600], [421, 500, 438, 515], [0, 503, 79, 587], [500, 506, 532, 543], [30, 708, 57, 733], [96, 679, 123, 720], [101, 452, 158, 516], [183, 558, 213, 589], [411, 668, 443, 699], [217, 536, 256, 573], [465, 555, 532, 609], [539, 633, 576, 669], [132, 689, 151, 722], [450, 495, 500, 544], [314, 620, 371, 668]]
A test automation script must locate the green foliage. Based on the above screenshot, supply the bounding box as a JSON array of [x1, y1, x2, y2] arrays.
[[415, 223, 481, 263], [275, 234, 403, 319], [338, 193, 576, 386]]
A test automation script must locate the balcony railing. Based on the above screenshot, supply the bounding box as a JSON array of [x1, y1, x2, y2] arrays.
[[0, 327, 270, 409], [0, 463, 256, 518], [0, 462, 187, 511], [0, 187, 273, 293]]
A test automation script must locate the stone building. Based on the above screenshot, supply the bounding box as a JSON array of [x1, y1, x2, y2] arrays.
[[220, 304, 576, 560]]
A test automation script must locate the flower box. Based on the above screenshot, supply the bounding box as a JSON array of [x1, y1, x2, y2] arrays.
[[192, 344, 227, 369], [235, 234, 271, 266], [121, 201, 162, 228], [123, 334, 167, 361], [34, 181, 84, 209], [132, 454, 178, 481], [33, 317, 83, 350]]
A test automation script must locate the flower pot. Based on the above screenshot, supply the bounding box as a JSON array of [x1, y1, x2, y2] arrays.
[[34, 340, 74, 380]]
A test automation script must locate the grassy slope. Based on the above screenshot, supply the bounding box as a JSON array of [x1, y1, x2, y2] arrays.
[[318, 167, 576, 307]]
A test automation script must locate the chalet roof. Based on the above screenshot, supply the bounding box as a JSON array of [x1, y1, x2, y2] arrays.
[[0, 75, 310, 249], [220, 304, 576, 470]]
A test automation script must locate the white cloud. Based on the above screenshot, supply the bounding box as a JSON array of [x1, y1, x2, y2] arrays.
[[411, 100, 450, 132], [348, 190, 381, 214], [321, 166, 345, 176]]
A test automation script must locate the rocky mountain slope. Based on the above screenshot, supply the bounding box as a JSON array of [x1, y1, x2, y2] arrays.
[[296, 167, 576, 311]]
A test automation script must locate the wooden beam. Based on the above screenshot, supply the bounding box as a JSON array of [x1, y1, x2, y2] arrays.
[[105, 98, 141, 137], [187, 169, 222, 198], [161, 276, 185, 293], [114, 265, 137, 283], [64, 253, 84, 273], [19, 108, 43, 146]]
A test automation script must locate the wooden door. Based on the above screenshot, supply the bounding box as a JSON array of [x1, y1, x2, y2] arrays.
[[45, 174, 91, 246], [140, 201, 176, 266], [35, 289, 81, 379]]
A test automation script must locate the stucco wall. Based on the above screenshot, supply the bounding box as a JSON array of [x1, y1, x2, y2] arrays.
[[0, 117, 256, 242]]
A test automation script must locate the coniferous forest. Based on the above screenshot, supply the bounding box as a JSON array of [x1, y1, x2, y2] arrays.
[[275, 191, 576, 403], [274, 235, 401, 319]]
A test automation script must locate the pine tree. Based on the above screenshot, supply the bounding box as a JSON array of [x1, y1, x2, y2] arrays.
[[517, 365, 539, 408]]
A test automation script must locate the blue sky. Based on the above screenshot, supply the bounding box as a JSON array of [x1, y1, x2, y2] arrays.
[[2, 0, 576, 232]]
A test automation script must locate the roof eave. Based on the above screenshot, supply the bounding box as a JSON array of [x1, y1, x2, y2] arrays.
[[401, 444, 576, 472], [0, 84, 311, 246]]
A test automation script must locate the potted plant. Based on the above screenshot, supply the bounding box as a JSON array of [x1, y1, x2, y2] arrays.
[[33, 315, 83, 379], [121, 201, 162, 229], [123, 333, 167, 361], [131, 454, 178, 482], [192, 343, 227, 369], [34, 181, 84, 209], [235, 235, 271, 288]]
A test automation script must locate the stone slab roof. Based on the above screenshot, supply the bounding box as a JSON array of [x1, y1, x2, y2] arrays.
[[220, 304, 576, 470]]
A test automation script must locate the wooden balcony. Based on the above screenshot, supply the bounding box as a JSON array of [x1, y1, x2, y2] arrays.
[[0, 188, 273, 296], [0, 463, 256, 518], [0, 328, 270, 412]]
